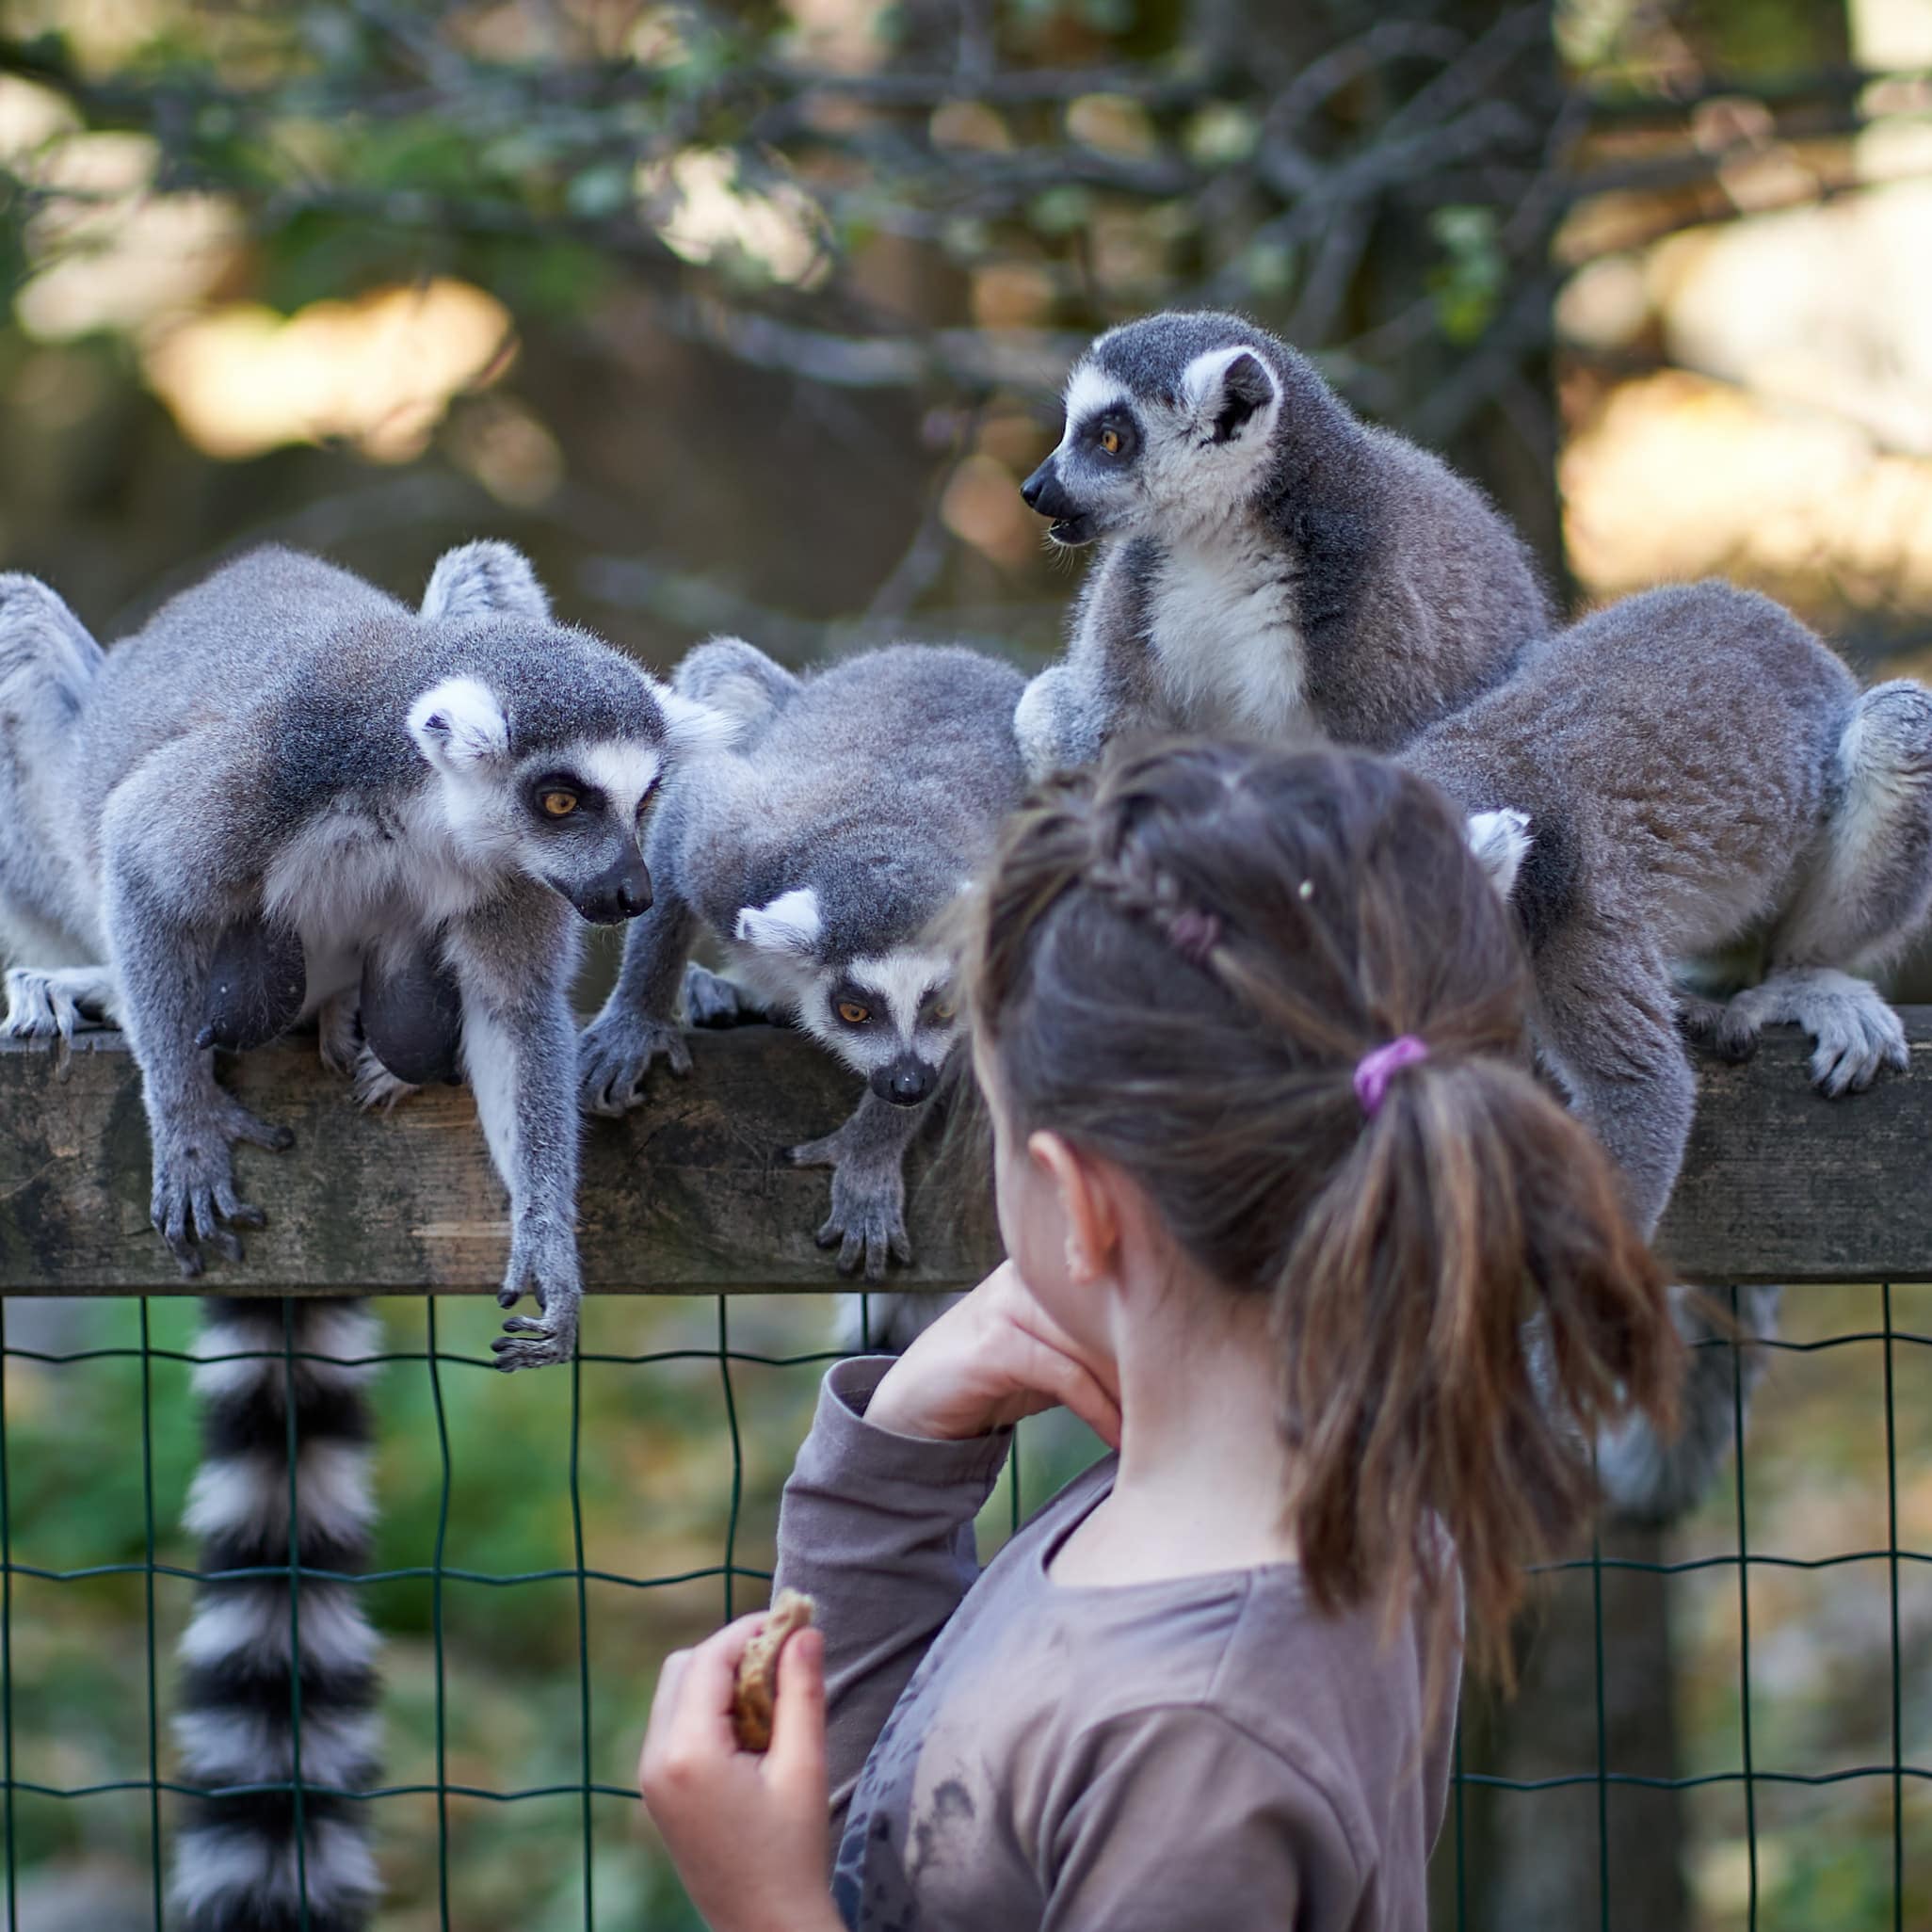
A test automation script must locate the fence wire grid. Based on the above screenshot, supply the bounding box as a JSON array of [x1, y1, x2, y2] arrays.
[[0, 1282, 1927, 1930]]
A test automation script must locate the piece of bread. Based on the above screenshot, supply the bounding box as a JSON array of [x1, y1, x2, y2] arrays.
[[731, 1589, 817, 1751]]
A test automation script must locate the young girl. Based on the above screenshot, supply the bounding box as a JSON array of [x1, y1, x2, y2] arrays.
[[639, 740, 1681, 1931]]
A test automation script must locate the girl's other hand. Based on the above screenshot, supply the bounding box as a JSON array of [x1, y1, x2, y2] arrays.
[[638, 1612, 842, 1932], [864, 1261, 1122, 1448]]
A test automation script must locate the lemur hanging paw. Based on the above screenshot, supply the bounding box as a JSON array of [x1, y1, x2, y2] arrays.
[[491, 1217, 583, 1370], [788, 1106, 917, 1282], [148, 1093, 291, 1277]]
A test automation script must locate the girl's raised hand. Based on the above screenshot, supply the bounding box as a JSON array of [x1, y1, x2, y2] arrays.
[[864, 1261, 1122, 1448], [638, 1612, 843, 1932]]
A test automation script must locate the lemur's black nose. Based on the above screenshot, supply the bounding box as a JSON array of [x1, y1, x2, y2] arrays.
[[573, 857, 653, 924], [1020, 462, 1053, 511], [872, 1055, 937, 1107]]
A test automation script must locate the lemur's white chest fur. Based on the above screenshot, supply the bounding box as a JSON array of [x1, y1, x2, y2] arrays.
[[1144, 530, 1313, 740], [263, 789, 496, 1007]]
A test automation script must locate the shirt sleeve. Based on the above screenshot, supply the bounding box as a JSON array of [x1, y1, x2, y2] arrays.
[[771, 1356, 1012, 1841], [1043, 1707, 1361, 1932]]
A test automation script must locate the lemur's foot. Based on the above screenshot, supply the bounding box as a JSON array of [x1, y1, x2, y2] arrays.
[[1678, 990, 1758, 1063], [351, 1039, 420, 1113], [149, 1101, 288, 1277], [491, 1312, 579, 1371], [787, 1130, 913, 1282], [4, 963, 120, 1078], [578, 1008, 691, 1116], [682, 962, 765, 1029], [316, 992, 361, 1077], [491, 1227, 581, 1370], [1703, 966, 1908, 1097]]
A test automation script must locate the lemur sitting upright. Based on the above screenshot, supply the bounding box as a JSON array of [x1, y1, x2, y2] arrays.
[[1014, 310, 1551, 775], [1016, 309, 1932, 1516], [579, 639, 1027, 1280]]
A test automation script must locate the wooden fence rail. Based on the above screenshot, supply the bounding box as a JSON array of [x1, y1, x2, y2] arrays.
[[2, 1014, 1929, 1293]]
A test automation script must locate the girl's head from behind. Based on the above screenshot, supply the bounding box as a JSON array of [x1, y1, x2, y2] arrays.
[[963, 738, 1679, 1682]]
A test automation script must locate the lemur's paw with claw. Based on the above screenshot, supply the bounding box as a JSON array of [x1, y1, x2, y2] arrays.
[[4, 964, 119, 1078], [682, 962, 765, 1029], [788, 1135, 913, 1283], [148, 1108, 285, 1277], [578, 1010, 691, 1116], [492, 1229, 582, 1370], [491, 1312, 579, 1372], [1712, 966, 1908, 1097]]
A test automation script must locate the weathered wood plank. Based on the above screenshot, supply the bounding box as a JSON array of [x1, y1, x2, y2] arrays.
[[0, 1026, 990, 1294], [0, 1014, 1927, 1293]]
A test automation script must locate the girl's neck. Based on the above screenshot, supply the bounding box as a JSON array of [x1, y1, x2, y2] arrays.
[[1049, 1276, 1300, 1589]]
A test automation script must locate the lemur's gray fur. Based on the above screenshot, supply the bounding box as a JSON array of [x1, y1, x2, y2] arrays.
[[1403, 587, 1932, 1518], [1015, 314, 1932, 1520], [0, 540, 724, 1370], [579, 639, 1025, 1282], [0, 541, 726, 1932], [1014, 310, 1550, 779], [1402, 583, 1932, 1232]]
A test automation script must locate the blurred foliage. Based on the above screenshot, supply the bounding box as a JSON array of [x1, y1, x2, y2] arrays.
[[3, 1291, 1105, 1928]]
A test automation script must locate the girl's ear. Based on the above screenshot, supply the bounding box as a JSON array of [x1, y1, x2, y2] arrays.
[[1026, 1129, 1120, 1285]]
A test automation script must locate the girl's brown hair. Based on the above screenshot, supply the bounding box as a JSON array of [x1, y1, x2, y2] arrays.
[[963, 738, 1681, 1687]]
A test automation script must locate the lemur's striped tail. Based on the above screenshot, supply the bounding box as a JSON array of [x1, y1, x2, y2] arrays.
[[171, 1298, 382, 1932]]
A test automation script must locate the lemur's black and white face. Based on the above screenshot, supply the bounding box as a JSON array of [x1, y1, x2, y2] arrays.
[[726, 886, 960, 1105], [1022, 332, 1284, 548], [407, 675, 723, 926]]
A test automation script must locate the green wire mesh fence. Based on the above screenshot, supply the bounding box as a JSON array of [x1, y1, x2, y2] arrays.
[[0, 1281, 1926, 1929]]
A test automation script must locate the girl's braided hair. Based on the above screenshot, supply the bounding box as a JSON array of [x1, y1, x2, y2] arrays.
[[962, 737, 1680, 1690]]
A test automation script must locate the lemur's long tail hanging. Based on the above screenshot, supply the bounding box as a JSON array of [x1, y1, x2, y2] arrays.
[[171, 1298, 382, 1932]]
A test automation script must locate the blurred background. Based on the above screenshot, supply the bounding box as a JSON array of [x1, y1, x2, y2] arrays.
[[3, 0, 1932, 1926]]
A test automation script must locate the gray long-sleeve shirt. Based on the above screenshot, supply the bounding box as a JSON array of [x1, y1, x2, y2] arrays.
[[771, 1358, 1457, 1932]]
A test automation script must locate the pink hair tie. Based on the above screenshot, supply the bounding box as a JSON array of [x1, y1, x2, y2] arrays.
[[1354, 1036, 1429, 1117]]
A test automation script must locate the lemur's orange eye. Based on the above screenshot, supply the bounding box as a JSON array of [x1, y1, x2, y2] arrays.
[[837, 1000, 870, 1026], [1100, 427, 1122, 455], [928, 1000, 956, 1023], [539, 790, 578, 818]]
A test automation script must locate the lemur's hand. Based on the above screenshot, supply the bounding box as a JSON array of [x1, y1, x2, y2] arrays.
[[788, 1123, 911, 1282], [491, 1218, 581, 1370], [682, 962, 765, 1029], [577, 1006, 691, 1116], [148, 1094, 292, 1277]]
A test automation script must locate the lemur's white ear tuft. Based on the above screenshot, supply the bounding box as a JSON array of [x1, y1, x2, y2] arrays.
[[421, 542, 551, 624], [1180, 345, 1280, 445], [733, 887, 822, 955], [657, 685, 744, 758], [409, 676, 510, 771], [1465, 808, 1532, 902]]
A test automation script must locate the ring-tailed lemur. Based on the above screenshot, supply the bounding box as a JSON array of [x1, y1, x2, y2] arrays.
[[1400, 584, 1932, 1517], [1013, 312, 1932, 1517], [1013, 310, 1550, 778], [0, 541, 726, 1932], [579, 638, 1026, 1282]]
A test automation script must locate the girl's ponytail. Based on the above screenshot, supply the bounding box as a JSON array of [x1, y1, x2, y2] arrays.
[[1281, 1052, 1676, 1690], [966, 738, 1684, 1691]]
